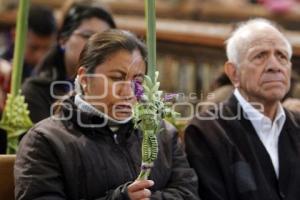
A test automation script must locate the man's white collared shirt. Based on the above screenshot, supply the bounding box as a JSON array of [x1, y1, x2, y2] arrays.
[[234, 89, 286, 178]]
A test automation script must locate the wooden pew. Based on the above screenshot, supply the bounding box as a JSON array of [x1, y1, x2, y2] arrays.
[[1, 7, 300, 95], [115, 15, 300, 96], [115, 15, 300, 56], [1, 7, 299, 54], [106, 0, 300, 29], [0, 155, 16, 200], [198, 2, 300, 26]]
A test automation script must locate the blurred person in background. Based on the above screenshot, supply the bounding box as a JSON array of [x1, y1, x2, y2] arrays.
[[257, 0, 299, 13], [0, 4, 57, 113], [0, 4, 56, 154], [21, 3, 116, 123]]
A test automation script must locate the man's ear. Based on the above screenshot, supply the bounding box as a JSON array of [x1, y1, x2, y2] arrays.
[[224, 61, 240, 88]]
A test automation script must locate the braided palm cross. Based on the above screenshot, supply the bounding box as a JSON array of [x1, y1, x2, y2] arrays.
[[133, 71, 179, 180]]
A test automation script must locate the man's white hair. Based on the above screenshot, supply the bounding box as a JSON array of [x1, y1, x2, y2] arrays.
[[225, 18, 292, 66]]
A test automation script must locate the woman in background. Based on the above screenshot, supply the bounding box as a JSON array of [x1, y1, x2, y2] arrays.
[[22, 3, 116, 123]]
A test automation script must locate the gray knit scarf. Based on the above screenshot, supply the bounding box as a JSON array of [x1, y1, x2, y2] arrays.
[[74, 94, 132, 132]]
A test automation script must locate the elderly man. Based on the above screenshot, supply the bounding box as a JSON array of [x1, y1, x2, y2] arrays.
[[185, 18, 300, 200]]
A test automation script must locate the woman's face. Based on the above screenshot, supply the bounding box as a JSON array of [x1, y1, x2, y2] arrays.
[[62, 17, 111, 78], [79, 49, 146, 121]]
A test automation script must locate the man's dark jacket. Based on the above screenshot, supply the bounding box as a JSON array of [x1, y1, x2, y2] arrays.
[[185, 95, 300, 200], [14, 97, 199, 200]]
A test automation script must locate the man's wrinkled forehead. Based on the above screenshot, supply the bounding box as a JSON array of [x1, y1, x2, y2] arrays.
[[237, 28, 290, 59]]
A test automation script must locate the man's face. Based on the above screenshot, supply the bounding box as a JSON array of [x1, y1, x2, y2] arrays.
[[237, 29, 291, 103], [25, 30, 55, 67]]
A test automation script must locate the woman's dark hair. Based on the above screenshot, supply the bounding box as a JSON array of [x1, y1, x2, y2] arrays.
[[78, 29, 147, 73], [34, 3, 116, 78], [59, 3, 116, 39]]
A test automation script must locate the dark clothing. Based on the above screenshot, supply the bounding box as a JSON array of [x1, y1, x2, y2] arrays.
[[0, 128, 6, 154], [185, 95, 300, 200], [21, 76, 70, 123], [2, 44, 35, 83], [22, 46, 70, 123], [14, 97, 199, 200]]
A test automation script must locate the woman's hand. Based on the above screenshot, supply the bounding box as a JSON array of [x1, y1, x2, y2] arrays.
[[127, 180, 154, 200]]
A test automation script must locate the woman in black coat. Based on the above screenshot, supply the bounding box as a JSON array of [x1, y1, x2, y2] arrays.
[[14, 30, 199, 200]]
